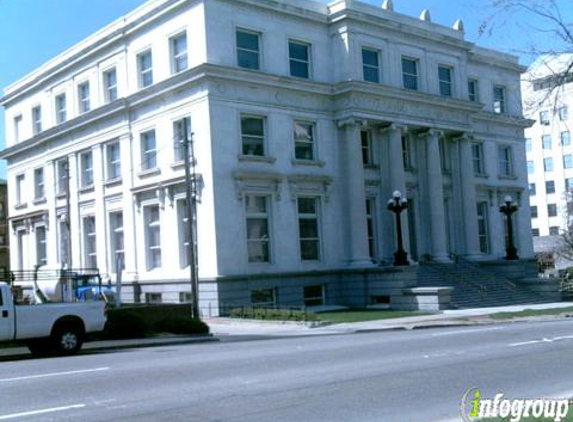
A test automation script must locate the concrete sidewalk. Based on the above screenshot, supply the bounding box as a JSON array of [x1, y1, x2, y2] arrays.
[[1, 302, 571, 358]]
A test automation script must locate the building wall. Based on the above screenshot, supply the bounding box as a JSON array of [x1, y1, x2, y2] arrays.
[[1, 0, 534, 307]]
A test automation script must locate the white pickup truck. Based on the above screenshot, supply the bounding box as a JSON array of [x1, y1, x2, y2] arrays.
[[0, 282, 107, 356]]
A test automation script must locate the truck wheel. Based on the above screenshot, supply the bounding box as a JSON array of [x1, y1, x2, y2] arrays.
[[52, 325, 84, 355], [27, 339, 54, 357]]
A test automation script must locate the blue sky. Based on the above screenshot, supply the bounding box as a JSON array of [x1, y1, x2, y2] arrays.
[[0, 0, 569, 178]]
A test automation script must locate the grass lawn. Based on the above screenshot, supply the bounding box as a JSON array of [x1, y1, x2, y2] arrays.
[[316, 309, 431, 324], [489, 306, 573, 320]]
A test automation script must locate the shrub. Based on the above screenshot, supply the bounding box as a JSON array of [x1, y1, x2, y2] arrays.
[[155, 317, 210, 335], [105, 309, 150, 339], [228, 307, 317, 322]]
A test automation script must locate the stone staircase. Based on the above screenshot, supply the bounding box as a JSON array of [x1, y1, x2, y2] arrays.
[[418, 259, 556, 309]]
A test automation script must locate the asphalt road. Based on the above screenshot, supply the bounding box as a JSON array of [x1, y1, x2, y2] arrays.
[[1, 320, 573, 422]]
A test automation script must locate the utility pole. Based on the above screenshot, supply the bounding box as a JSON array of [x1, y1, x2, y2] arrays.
[[182, 118, 200, 319]]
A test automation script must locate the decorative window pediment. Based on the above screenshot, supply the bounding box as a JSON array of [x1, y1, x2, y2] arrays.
[[287, 174, 333, 202], [233, 171, 282, 201]]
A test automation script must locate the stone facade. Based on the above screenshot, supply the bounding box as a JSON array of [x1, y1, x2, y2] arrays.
[[0, 0, 534, 313]]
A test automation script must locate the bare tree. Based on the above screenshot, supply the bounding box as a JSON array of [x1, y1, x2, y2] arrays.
[[480, 0, 573, 108]]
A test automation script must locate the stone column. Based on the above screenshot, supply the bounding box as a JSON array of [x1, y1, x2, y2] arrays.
[[385, 124, 411, 256], [424, 129, 449, 262], [120, 134, 138, 278], [490, 192, 505, 258], [45, 161, 58, 266], [458, 135, 481, 259], [68, 153, 81, 269], [93, 144, 108, 275], [338, 119, 372, 266]]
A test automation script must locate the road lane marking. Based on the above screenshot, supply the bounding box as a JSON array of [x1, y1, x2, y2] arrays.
[[0, 404, 85, 420], [0, 367, 109, 382], [431, 327, 504, 337], [509, 335, 573, 347]]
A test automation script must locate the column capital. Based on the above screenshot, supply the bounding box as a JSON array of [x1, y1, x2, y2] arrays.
[[380, 123, 407, 134], [337, 118, 367, 129], [418, 128, 444, 139], [452, 132, 475, 143]]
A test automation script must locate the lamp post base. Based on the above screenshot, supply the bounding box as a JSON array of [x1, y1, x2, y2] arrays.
[[393, 249, 409, 266]]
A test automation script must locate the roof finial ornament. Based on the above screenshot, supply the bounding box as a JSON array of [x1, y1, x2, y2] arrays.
[[420, 9, 431, 22], [453, 19, 464, 32], [382, 0, 394, 11]]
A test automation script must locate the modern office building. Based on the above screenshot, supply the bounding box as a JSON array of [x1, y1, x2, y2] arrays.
[[0, 0, 535, 312], [524, 54, 573, 270]]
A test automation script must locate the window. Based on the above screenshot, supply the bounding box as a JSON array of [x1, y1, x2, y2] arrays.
[[525, 138, 532, 151], [362, 48, 380, 83], [438, 65, 453, 97], [80, 150, 94, 188], [493, 85, 506, 114], [361, 130, 373, 165], [106, 142, 121, 180], [241, 115, 265, 156], [566, 178, 573, 190], [36, 226, 47, 266], [527, 161, 535, 174], [58, 220, 69, 266], [16, 174, 25, 206], [304, 284, 324, 306], [366, 199, 376, 259], [562, 131, 571, 146], [550, 226, 560, 236], [293, 121, 315, 160], [498, 146, 512, 176], [540, 110, 550, 125], [179, 292, 192, 303], [236, 29, 260, 70], [468, 79, 478, 102], [141, 130, 157, 171], [177, 200, 190, 268], [477, 202, 489, 254], [32, 106, 42, 134], [542, 134, 552, 149], [145, 205, 161, 269], [402, 135, 411, 169], [56, 159, 68, 195], [298, 197, 320, 261], [548, 204, 557, 217], [546, 180, 555, 194], [173, 117, 191, 162], [55, 93, 67, 124], [289, 40, 310, 79], [559, 106, 569, 121], [78, 82, 90, 113], [83, 216, 97, 268], [402, 57, 418, 91], [170, 32, 188, 74], [138, 50, 153, 88], [530, 206, 538, 219], [532, 228, 540, 237], [472, 143, 484, 174], [529, 183, 536, 196], [245, 195, 271, 263], [544, 157, 554, 172], [103, 68, 117, 103], [564, 155, 573, 169], [109, 212, 124, 272], [13, 115, 23, 143], [251, 289, 275, 307], [34, 168, 44, 200]]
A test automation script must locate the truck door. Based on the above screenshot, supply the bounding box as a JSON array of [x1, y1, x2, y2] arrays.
[[0, 287, 13, 341]]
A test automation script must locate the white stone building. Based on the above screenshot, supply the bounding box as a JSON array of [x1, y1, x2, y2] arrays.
[[523, 55, 573, 270], [0, 0, 535, 312]]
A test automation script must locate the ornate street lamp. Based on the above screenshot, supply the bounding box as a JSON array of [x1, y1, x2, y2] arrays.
[[499, 195, 519, 260], [387, 190, 409, 266]]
